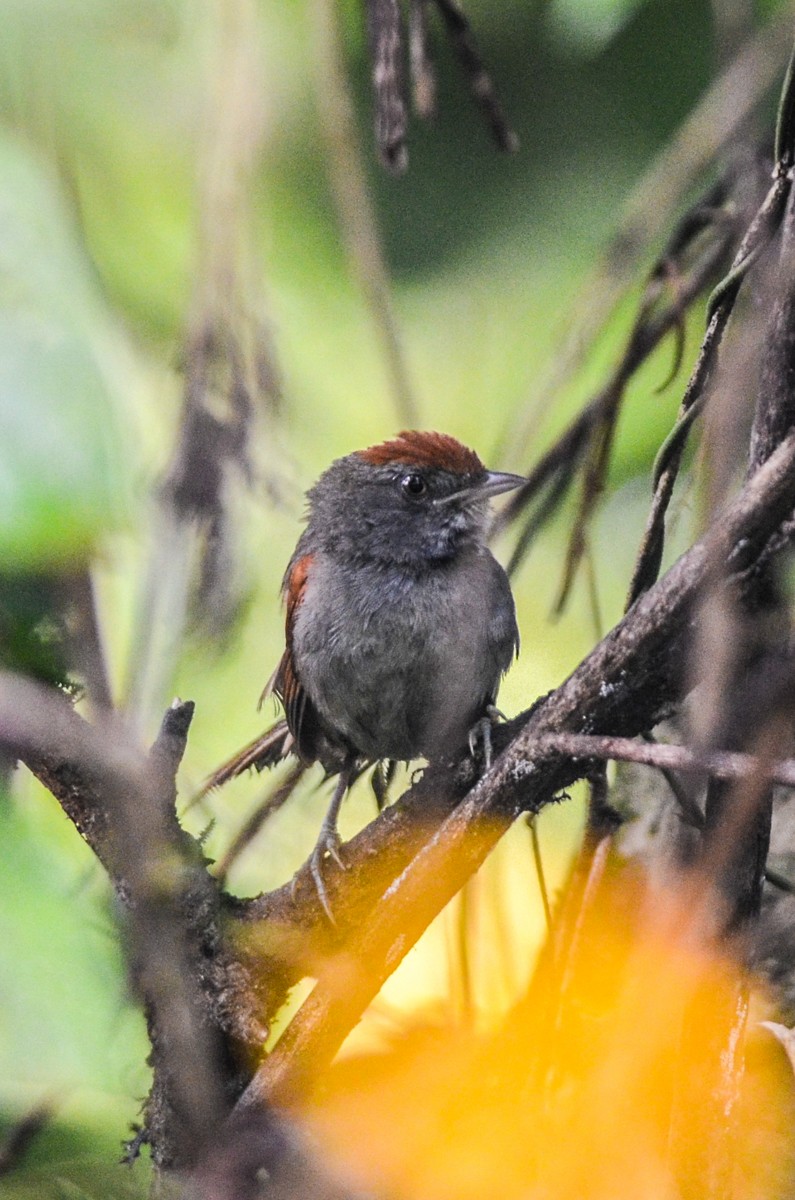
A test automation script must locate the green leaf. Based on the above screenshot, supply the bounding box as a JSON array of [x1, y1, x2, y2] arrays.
[[0, 134, 132, 568]]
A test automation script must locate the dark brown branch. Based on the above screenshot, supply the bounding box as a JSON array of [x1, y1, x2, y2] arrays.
[[1, 675, 142, 880], [751, 174, 795, 471], [501, 731, 795, 791], [627, 128, 794, 606], [496, 175, 749, 586], [0, 682, 230, 1168], [365, 0, 409, 172], [431, 0, 518, 153], [2, 680, 372, 1194], [315, 0, 419, 423], [495, 14, 792, 468], [665, 58, 795, 1187], [236, 428, 795, 1106]]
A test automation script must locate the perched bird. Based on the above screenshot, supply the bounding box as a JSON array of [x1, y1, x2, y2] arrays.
[[209, 431, 523, 917]]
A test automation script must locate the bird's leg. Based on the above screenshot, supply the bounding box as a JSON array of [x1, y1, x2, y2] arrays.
[[308, 770, 351, 922], [467, 705, 506, 773]]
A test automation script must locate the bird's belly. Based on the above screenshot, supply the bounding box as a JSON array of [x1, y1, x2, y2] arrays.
[[293, 561, 505, 763]]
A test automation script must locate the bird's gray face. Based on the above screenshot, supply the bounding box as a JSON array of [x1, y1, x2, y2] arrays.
[[306, 456, 524, 568]]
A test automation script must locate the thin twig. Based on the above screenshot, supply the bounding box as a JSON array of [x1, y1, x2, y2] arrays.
[[764, 866, 795, 894], [513, 732, 795, 792], [528, 816, 552, 932], [66, 568, 113, 712], [641, 730, 705, 829], [498, 191, 741, 586], [315, 0, 419, 422], [432, 0, 518, 153], [626, 168, 791, 606], [628, 40, 795, 606], [496, 10, 791, 466], [365, 0, 409, 171]]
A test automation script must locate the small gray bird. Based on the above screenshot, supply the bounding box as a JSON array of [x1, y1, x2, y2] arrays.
[[209, 431, 523, 917]]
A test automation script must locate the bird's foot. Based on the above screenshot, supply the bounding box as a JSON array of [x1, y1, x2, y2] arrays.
[[467, 706, 506, 774], [290, 770, 351, 923], [305, 826, 348, 924]]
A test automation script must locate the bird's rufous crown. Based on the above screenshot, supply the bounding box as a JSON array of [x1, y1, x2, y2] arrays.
[[357, 430, 484, 475]]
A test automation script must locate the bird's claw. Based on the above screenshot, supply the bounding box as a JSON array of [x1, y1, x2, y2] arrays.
[[371, 759, 397, 812], [306, 829, 348, 924], [468, 706, 505, 773]]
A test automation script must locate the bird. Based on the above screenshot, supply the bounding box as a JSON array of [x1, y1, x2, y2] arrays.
[[207, 430, 524, 918]]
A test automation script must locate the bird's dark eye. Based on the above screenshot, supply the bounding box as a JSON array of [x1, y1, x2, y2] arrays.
[[400, 472, 427, 498]]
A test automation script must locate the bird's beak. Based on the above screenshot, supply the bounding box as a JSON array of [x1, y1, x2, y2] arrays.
[[476, 470, 527, 500], [436, 470, 526, 506]]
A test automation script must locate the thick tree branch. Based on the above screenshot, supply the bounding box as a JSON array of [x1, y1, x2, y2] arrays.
[[0, 683, 230, 1167]]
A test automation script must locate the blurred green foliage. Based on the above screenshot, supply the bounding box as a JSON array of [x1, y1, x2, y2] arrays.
[[0, 134, 131, 568], [0, 0, 788, 1190]]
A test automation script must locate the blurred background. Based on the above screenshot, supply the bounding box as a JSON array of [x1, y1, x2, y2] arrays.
[[0, 0, 791, 1190]]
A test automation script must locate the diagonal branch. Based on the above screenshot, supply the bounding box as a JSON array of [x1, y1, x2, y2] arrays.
[[503, 731, 795, 791], [494, 158, 761, 590]]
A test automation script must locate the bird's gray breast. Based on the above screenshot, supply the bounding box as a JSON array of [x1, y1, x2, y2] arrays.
[[291, 549, 517, 764]]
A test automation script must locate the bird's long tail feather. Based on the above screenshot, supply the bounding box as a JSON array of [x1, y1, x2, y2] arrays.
[[200, 719, 295, 794]]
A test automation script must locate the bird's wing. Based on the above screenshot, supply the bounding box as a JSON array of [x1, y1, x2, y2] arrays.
[[274, 552, 323, 763]]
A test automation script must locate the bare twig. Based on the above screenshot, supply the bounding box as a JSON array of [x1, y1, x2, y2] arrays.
[[664, 54, 795, 1190], [66, 568, 113, 712], [314, 0, 419, 423], [496, 178, 747, 587], [431, 0, 518, 153], [362, 0, 517, 165], [764, 866, 795, 894], [513, 731, 795, 792], [751, 175, 795, 473], [365, 0, 409, 172], [640, 729, 705, 829], [628, 39, 795, 607], [626, 167, 791, 606], [496, 9, 792, 466], [528, 816, 552, 932]]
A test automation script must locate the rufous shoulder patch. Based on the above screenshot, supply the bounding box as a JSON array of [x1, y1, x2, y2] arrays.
[[357, 430, 484, 475], [283, 553, 313, 631]]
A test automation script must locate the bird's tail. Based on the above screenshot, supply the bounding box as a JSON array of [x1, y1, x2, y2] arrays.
[[200, 719, 295, 794]]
